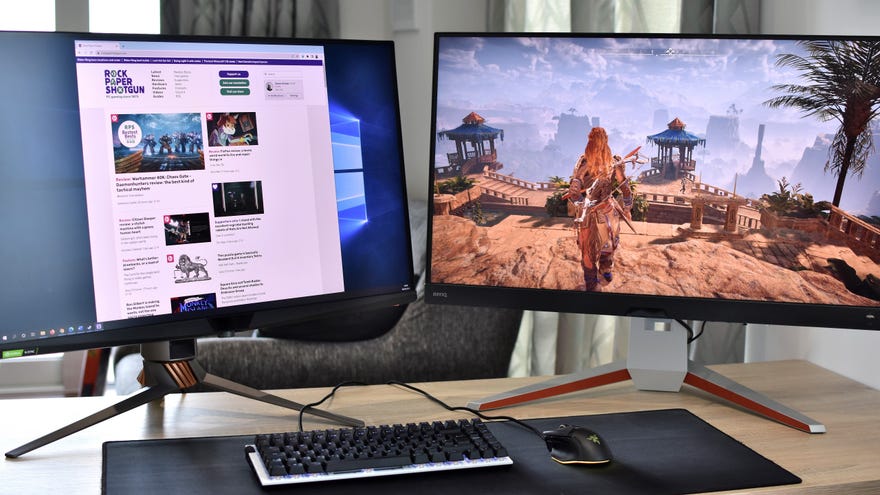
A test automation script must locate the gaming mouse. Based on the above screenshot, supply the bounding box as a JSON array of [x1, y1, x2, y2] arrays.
[[542, 424, 612, 465]]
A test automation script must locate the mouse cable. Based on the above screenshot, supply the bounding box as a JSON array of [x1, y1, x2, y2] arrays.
[[297, 380, 546, 442]]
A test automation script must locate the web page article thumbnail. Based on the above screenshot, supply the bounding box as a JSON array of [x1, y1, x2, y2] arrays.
[[169, 253, 211, 284], [111, 113, 204, 174], [212, 181, 265, 217], [206, 112, 258, 146], [170, 293, 217, 313], [164, 213, 212, 246]]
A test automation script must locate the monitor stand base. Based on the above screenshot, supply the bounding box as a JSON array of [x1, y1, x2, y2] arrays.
[[5, 339, 364, 458], [467, 317, 825, 434]]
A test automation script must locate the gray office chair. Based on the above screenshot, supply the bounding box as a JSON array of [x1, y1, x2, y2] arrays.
[[193, 300, 522, 390]]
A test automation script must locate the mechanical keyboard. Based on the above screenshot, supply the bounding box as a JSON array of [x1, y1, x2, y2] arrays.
[[245, 418, 513, 486]]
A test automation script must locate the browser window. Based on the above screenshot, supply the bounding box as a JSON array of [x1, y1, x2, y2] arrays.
[[73, 39, 345, 322]]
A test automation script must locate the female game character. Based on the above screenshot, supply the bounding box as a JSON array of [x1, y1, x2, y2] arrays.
[[567, 127, 635, 291], [209, 113, 253, 146]]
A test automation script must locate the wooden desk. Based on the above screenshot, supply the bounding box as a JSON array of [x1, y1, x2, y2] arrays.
[[1, 360, 878, 494]]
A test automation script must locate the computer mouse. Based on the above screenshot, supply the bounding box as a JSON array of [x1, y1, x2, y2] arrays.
[[542, 424, 612, 465]]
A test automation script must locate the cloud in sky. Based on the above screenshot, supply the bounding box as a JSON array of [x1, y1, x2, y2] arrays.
[[435, 35, 835, 181], [439, 37, 805, 122]]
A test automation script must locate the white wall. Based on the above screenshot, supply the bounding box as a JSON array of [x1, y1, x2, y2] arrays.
[[761, 0, 878, 35], [745, 0, 880, 391], [746, 325, 880, 390]]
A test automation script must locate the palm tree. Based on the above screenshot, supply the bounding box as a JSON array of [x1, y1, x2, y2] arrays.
[[548, 175, 569, 188], [764, 40, 880, 207]]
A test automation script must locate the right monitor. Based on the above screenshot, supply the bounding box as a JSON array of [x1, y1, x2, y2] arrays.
[[427, 33, 880, 331]]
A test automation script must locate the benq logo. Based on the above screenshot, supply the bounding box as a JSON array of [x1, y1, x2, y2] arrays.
[[432, 292, 448, 298]]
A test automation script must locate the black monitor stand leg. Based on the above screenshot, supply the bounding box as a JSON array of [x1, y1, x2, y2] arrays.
[[194, 363, 362, 426], [5, 340, 364, 458]]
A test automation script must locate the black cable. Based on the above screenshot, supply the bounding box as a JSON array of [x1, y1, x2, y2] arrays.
[[297, 380, 546, 441], [690, 320, 707, 343], [675, 318, 694, 342], [676, 318, 709, 344], [298, 380, 367, 431], [386, 380, 546, 440]]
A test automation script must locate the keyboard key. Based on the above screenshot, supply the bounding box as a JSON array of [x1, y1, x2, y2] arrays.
[[325, 454, 413, 473]]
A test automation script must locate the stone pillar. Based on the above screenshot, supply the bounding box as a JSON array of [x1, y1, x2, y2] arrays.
[[724, 198, 748, 232], [725, 202, 739, 232], [433, 194, 454, 215], [691, 198, 704, 230]]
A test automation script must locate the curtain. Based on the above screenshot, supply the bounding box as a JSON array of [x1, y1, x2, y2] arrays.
[[160, 0, 339, 37], [508, 312, 629, 376], [491, 0, 757, 377], [488, 0, 760, 34]]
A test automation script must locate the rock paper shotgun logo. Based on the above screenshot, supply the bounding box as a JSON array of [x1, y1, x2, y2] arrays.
[[105, 69, 145, 96]]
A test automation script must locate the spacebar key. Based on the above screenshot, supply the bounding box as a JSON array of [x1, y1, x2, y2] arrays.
[[325, 455, 413, 473]]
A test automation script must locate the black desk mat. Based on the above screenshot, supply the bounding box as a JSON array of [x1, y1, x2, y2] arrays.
[[103, 409, 800, 494]]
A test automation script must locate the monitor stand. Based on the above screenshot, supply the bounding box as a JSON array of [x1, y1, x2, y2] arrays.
[[467, 317, 825, 434], [5, 339, 364, 458]]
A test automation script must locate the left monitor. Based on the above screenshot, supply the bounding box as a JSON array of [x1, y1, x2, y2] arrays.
[[0, 31, 415, 359]]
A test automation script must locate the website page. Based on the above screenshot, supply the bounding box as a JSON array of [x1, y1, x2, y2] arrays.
[[74, 39, 344, 322]]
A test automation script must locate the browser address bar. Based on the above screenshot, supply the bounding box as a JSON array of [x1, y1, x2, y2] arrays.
[[92, 49, 305, 59]]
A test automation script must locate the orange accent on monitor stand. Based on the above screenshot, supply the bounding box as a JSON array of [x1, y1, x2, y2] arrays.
[[468, 318, 825, 434]]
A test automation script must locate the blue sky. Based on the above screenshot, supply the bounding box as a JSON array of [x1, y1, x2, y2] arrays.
[[434, 36, 838, 189]]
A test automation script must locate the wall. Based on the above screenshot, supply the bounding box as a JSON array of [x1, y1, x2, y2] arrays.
[[745, 324, 880, 390], [55, 0, 89, 31], [745, 0, 880, 390], [760, 0, 878, 35]]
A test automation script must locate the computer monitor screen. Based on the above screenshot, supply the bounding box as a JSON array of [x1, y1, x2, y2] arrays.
[[0, 31, 414, 359], [427, 33, 880, 331]]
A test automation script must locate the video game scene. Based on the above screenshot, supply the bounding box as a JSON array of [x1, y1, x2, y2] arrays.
[[430, 36, 880, 307], [212, 181, 265, 217], [206, 112, 258, 146], [170, 293, 217, 313], [111, 113, 204, 173], [163, 213, 212, 246]]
